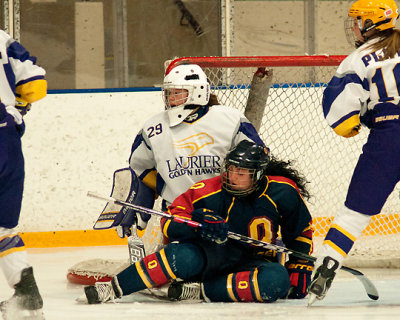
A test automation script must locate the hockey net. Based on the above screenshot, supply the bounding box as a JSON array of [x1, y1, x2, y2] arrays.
[[68, 55, 400, 284], [166, 55, 400, 268]]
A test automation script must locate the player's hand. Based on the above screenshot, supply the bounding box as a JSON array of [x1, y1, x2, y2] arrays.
[[15, 98, 32, 116], [343, 124, 361, 138], [117, 209, 151, 238], [286, 258, 314, 299], [191, 208, 228, 244]]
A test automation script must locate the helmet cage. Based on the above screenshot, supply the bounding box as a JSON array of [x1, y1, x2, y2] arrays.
[[221, 141, 270, 197], [162, 85, 193, 111], [221, 163, 262, 197], [345, 17, 365, 47]]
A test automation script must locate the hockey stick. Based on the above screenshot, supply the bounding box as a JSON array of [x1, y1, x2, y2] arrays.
[[87, 191, 379, 301]]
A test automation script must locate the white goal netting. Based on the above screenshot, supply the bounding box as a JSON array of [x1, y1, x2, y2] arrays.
[[69, 55, 400, 283], [165, 56, 400, 267]]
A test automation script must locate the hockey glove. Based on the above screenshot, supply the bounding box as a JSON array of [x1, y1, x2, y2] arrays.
[[116, 209, 152, 238], [191, 208, 228, 244], [286, 258, 314, 299], [15, 98, 32, 116], [343, 124, 361, 138]]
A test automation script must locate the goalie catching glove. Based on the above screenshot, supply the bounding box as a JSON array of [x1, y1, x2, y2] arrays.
[[191, 208, 228, 244], [285, 258, 314, 299]]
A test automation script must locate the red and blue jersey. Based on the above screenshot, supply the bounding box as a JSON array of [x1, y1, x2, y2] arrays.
[[162, 175, 313, 257]]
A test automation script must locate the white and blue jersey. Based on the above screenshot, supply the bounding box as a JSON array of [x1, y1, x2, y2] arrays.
[[322, 37, 400, 216], [0, 30, 46, 108], [0, 31, 46, 229], [323, 37, 400, 137], [315, 37, 400, 267], [129, 105, 264, 205]]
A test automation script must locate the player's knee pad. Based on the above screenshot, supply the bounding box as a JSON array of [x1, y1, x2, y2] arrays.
[[203, 263, 289, 303], [163, 242, 205, 280], [256, 263, 290, 302], [227, 264, 289, 302]]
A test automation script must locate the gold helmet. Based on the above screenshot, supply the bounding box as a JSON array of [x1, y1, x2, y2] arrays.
[[350, 0, 398, 31], [345, 0, 399, 46]]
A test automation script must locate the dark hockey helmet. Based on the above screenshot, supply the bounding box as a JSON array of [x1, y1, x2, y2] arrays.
[[221, 140, 270, 196]]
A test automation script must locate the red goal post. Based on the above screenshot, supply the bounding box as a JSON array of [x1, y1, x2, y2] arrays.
[[166, 55, 400, 267], [165, 55, 346, 71]]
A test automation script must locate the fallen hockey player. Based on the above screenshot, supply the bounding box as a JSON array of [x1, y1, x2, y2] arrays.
[[80, 141, 314, 303]]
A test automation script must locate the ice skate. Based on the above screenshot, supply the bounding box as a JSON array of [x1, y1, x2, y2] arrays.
[[308, 256, 339, 306], [0, 267, 45, 319], [83, 278, 122, 304], [167, 281, 201, 301]]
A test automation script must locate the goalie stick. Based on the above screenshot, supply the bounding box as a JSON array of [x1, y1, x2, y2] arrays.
[[87, 191, 379, 301]]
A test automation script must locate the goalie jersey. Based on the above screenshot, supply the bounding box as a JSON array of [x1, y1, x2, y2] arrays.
[[129, 105, 264, 205]]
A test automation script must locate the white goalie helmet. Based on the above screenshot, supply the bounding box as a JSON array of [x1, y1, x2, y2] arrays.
[[163, 64, 210, 127]]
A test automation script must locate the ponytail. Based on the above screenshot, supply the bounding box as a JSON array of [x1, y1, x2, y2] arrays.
[[365, 29, 400, 60]]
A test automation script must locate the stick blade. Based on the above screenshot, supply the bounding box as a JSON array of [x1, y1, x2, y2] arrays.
[[341, 266, 379, 300]]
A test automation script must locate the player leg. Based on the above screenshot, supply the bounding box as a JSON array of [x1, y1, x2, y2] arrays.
[[0, 108, 44, 318], [166, 261, 290, 303], [309, 121, 400, 304], [201, 262, 290, 302], [307, 205, 371, 304], [83, 242, 206, 304], [0, 231, 43, 318]]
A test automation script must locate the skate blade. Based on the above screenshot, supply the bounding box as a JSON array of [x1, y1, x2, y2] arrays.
[[307, 293, 317, 307], [75, 293, 88, 304], [1, 308, 45, 320]]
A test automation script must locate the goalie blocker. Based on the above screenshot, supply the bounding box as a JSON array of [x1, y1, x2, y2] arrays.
[[67, 168, 156, 285], [93, 167, 155, 236]]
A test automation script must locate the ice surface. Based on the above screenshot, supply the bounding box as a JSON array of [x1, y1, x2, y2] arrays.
[[1, 245, 400, 320]]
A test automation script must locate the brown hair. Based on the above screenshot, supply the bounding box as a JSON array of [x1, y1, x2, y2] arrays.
[[208, 93, 219, 106], [365, 29, 400, 60], [265, 156, 311, 200]]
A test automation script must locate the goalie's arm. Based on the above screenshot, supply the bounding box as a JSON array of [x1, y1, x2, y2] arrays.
[[233, 114, 265, 147], [129, 129, 157, 186]]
